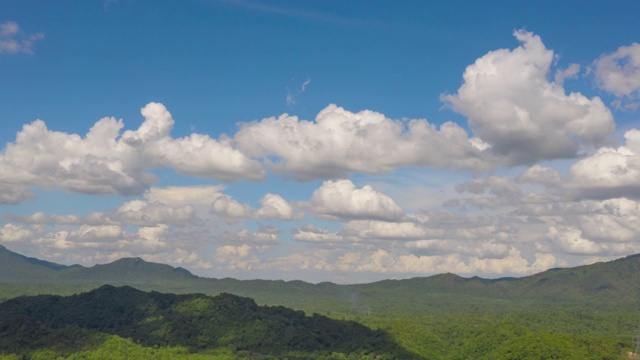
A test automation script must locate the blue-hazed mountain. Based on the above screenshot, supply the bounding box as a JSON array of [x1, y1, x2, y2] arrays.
[[2, 244, 640, 306], [0, 245, 195, 283]]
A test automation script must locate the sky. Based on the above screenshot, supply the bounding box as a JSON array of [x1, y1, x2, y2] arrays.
[[1, 1, 640, 284]]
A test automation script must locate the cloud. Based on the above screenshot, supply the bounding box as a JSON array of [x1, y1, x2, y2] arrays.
[[516, 164, 562, 187], [442, 30, 615, 165], [145, 185, 226, 206], [292, 224, 347, 244], [122, 103, 265, 182], [0, 223, 33, 242], [286, 78, 311, 106], [235, 104, 488, 180], [211, 193, 302, 221], [301, 78, 311, 92], [114, 199, 197, 226], [0, 21, 44, 55], [215, 244, 259, 270], [593, 43, 640, 98], [218, 228, 280, 245], [211, 194, 252, 221], [554, 63, 580, 85], [564, 129, 640, 199], [254, 193, 303, 220], [306, 179, 404, 221], [330, 247, 557, 276], [0, 103, 264, 203]]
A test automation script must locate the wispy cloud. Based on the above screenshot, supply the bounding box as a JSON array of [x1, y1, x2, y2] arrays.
[[0, 21, 44, 55], [219, 0, 388, 29], [286, 78, 311, 106], [301, 78, 311, 92]]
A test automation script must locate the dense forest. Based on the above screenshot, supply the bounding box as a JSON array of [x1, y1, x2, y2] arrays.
[[1, 245, 639, 359], [0, 285, 419, 359]]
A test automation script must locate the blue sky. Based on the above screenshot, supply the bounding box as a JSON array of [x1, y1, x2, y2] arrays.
[[1, 1, 640, 283]]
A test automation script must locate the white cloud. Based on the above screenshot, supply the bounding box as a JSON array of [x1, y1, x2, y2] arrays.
[[516, 164, 562, 187], [301, 78, 311, 92], [565, 129, 640, 199], [254, 193, 303, 220], [0, 103, 264, 204], [292, 224, 346, 243], [0, 223, 33, 242], [115, 199, 197, 226], [0, 183, 33, 204], [0, 21, 43, 54], [211, 192, 302, 222], [331, 247, 557, 276], [306, 179, 405, 221], [70, 225, 123, 242], [593, 43, 640, 98], [443, 30, 615, 165], [344, 220, 428, 240], [215, 244, 259, 270], [145, 185, 225, 206], [218, 228, 280, 245], [554, 63, 580, 85], [211, 194, 252, 221], [122, 103, 265, 182], [235, 104, 488, 180]]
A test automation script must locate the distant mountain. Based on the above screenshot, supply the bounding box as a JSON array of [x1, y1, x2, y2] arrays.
[[2, 243, 640, 308], [0, 245, 196, 285], [60, 257, 197, 283], [0, 245, 71, 282], [0, 285, 422, 359]]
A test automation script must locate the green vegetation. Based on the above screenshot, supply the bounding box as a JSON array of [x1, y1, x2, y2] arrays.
[[0, 285, 419, 359], [1, 245, 639, 359]]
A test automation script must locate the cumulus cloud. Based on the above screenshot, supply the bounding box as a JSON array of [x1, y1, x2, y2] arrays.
[[145, 185, 225, 206], [115, 199, 197, 226], [0, 103, 264, 204], [211, 193, 302, 221], [0, 21, 43, 54], [516, 164, 562, 187], [565, 129, 640, 199], [218, 228, 280, 245], [211, 195, 252, 221], [331, 247, 557, 276], [235, 104, 489, 180], [0, 223, 33, 242], [593, 43, 640, 101], [306, 179, 405, 221], [292, 224, 347, 244], [554, 63, 580, 85], [215, 244, 259, 270], [343, 220, 428, 240], [254, 193, 303, 220], [443, 30, 615, 165]]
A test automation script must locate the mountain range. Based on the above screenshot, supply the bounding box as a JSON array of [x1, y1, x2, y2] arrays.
[[2, 244, 640, 309]]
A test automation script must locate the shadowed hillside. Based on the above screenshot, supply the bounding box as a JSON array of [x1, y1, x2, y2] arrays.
[[0, 285, 421, 359]]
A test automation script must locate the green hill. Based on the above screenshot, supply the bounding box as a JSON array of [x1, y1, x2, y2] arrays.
[[0, 285, 421, 359]]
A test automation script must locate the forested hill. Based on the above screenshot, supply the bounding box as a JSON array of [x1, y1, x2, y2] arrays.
[[0, 285, 421, 359], [3, 244, 640, 307]]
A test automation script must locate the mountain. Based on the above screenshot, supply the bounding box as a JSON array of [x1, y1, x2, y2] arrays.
[[0, 245, 72, 282], [0, 285, 422, 359], [0, 245, 196, 285], [60, 257, 197, 283], [2, 243, 640, 308]]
